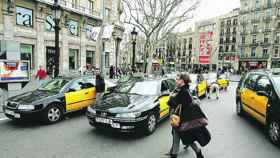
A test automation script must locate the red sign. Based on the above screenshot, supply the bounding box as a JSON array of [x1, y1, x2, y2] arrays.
[[199, 31, 213, 64]]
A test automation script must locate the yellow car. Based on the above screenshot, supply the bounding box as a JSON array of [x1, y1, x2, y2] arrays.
[[204, 73, 229, 90], [217, 74, 229, 89], [190, 74, 207, 97], [236, 70, 280, 146], [3, 76, 97, 123]]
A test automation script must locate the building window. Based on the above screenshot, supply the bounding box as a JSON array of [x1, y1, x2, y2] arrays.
[[219, 46, 223, 52], [253, 25, 258, 33], [45, 15, 55, 31], [72, 0, 78, 9], [274, 47, 279, 58], [263, 48, 268, 57], [266, 9, 272, 17], [233, 27, 236, 34], [251, 47, 256, 57], [105, 8, 110, 22], [16, 6, 33, 27], [241, 48, 245, 55], [233, 19, 238, 25], [255, 0, 260, 9], [267, 0, 272, 7], [20, 44, 34, 69], [105, 52, 110, 67], [278, 8, 280, 16], [252, 35, 257, 43], [225, 46, 229, 52], [67, 20, 79, 36], [89, 0, 95, 12], [264, 34, 269, 43], [231, 45, 235, 52], [232, 36, 236, 43], [0, 42, 6, 59], [276, 33, 280, 43], [86, 51, 95, 70], [220, 38, 223, 44], [227, 20, 231, 26], [242, 36, 246, 44], [69, 49, 79, 70]]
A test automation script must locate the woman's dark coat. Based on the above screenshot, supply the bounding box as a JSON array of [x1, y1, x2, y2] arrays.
[[168, 85, 210, 146]]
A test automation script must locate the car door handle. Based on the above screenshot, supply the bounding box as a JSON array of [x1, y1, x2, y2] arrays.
[[85, 92, 89, 95]]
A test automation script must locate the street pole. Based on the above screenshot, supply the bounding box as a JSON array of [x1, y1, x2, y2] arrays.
[[54, 0, 60, 78], [132, 41, 136, 72]]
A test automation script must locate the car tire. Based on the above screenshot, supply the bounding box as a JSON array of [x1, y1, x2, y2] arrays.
[[267, 119, 280, 146], [236, 100, 244, 116], [44, 104, 63, 124], [144, 113, 157, 135]]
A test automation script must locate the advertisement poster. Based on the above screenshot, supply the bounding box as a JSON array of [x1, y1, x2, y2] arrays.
[[199, 32, 213, 64], [0, 60, 30, 82]]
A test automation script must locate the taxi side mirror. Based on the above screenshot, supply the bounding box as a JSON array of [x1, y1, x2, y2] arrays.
[[257, 91, 268, 97]]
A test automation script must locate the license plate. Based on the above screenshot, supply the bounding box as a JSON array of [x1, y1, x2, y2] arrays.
[[111, 123, 120, 129], [95, 117, 112, 124]]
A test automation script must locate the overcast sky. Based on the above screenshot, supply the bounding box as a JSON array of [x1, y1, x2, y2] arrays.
[[177, 0, 241, 32]]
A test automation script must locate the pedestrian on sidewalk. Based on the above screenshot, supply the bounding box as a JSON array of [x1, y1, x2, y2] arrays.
[[35, 65, 47, 86], [95, 68, 105, 101], [166, 73, 205, 158]]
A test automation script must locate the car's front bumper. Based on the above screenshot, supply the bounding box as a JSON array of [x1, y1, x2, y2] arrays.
[[2, 106, 44, 121], [86, 111, 148, 133]]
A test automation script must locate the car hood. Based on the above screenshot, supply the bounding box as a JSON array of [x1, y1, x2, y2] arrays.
[[8, 89, 57, 104], [94, 93, 157, 113]]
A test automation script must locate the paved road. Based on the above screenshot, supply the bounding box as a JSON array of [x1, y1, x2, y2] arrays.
[[0, 82, 279, 158]]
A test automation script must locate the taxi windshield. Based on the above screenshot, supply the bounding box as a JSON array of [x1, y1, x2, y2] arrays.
[[129, 81, 158, 96], [38, 79, 69, 92]]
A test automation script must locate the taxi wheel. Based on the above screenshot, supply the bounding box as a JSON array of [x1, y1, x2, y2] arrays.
[[44, 104, 63, 124], [144, 113, 157, 135], [268, 119, 280, 146], [236, 100, 244, 116]]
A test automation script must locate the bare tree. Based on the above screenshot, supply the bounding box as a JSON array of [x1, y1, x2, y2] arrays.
[[122, 0, 200, 73]]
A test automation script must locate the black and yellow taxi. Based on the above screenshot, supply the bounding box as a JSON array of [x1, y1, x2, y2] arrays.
[[2, 76, 97, 123], [86, 77, 175, 135], [203, 72, 229, 90], [236, 69, 280, 145], [189, 74, 207, 97]]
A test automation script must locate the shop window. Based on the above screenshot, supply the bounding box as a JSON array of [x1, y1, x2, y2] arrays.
[[86, 51, 95, 70], [69, 49, 79, 70], [16, 6, 33, 27], [20, 44, 34, 69]]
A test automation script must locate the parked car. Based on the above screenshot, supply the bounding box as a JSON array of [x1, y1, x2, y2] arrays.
[[3, 76, 96, 123], [189, 74, 207, 97], [86, 77, 176, 135], [236, 69, 280, 146]]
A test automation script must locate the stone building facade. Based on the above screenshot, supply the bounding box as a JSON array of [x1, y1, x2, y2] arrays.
[[239, 0, 280, 70], [219, 8, 240, 70], [0, 0, 124, 77]]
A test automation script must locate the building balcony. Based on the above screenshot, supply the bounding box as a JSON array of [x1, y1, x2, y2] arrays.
[[263, 16, 272, 22], [240, 21, 248, 25], [249, 42, 259, 47], [263, 28, 272, 33], [240, 9, 250, 15], [239, 43, 249, 47], [260, 42, 271, 46], [251, 18, 260, 23], [240, 54, 269, 60]]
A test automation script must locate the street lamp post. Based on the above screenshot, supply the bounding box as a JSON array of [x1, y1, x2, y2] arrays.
[[131, 27, 138, 72], [53, 0, 61, 78]]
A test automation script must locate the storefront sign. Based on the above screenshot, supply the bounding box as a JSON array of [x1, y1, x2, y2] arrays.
[[68, 20, 79, 36], [45, 15, 55, 31], [85, 25, 101, 41], [0, 60, 30, 82], [16, 6, 33, 27], [199, 32, 213, 64]]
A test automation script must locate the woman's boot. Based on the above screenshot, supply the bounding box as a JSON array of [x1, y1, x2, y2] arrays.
[[196, 150, 204, 158], [170, 154, 177, 158]]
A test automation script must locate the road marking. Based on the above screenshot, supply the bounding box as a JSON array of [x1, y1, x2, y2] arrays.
[[0, 117, 9, 121]]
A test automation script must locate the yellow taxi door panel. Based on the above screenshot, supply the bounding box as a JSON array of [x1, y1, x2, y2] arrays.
[[82, 87, 96, 108], [65, 90, 85, 112], [197, 81, 206, 97], [159, 96, 170, 118], [254, 95, 268, 124], [241, 89, 254, 111]]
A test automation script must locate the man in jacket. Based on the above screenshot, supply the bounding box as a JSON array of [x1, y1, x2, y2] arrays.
[[95, 68, 105, 101]]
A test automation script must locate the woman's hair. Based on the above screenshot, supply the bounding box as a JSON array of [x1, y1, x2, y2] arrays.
[[177, 72, 191, 84]]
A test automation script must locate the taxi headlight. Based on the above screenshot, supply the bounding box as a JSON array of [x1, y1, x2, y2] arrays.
[[87, 106, 96, 114], [116, 112, 142, 118], [18, 104, 35, 110]]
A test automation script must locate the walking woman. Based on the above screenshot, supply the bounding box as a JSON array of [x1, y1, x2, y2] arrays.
[[167, 72, 205, 158]]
